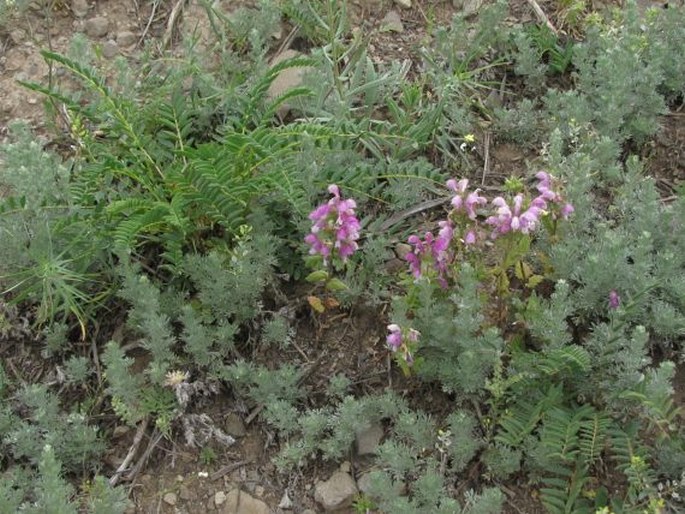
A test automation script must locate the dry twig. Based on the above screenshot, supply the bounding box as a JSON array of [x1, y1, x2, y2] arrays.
[[210, 460, 247, 481], [109, 417, 150, 487], [482, 131, 491, 186], [137, 0, 161, 48], [162, 0, 188, 50], [525, 0, 559, 35]]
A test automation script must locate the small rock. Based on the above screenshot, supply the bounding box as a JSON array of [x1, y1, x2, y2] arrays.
[[116, 30, 137, 47], [271, 24, 283, 40], [384, 258, 405, 274], [394, 243, 412, 259], [381, 10, 404, 33], [112, 425, 129, 439], [219, 489, 270, 514], [357, 472, 374, 495], [278, 491, 293, 509], [103, 453, 123, 468], [453, 0, 483, 16], [301, 511, 317, 514], [224, 412, 247, 438], [85, 17, 110, 38], [179, 485, 193, 501], [394, 0, 411, 8], [266, 49, 314, 118], [163, 492, 177, 506], [102, 40, 118, 59], [314, 471, 358, 512], [356, 423, 384, 456], [254, 485, 265, 498], [339, 461, 351, 474], [215, 491, 227, 506], [9, 29, 26, 45], [72, 0, 89, 18]]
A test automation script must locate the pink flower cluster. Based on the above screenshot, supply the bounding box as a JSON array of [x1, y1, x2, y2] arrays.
[[404, 174, 574, 284], [405, 220, 454, 288], [485, 172, 574, 237], [387, 324, 419, 365], [405, 179, 485, 287], [447, 178, 487, 220], [304, 185, 361, 264]]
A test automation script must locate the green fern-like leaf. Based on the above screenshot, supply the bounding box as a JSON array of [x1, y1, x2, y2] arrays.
[[578, 411, 610, 464], [495, 387, 560, 448]]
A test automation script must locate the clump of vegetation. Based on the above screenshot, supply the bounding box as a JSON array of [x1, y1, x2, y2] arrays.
[[1, 0, 684, 512]]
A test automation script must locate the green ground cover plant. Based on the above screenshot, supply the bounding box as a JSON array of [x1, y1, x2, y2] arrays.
[[1, 0, 684, 512]]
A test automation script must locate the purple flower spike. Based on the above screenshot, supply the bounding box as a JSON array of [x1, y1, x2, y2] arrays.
[[405, 222, 454, 287], [608, 290, 620, 310], [305, 185, 361, 264]]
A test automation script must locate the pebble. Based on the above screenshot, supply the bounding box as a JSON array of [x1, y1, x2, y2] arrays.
[[266, 49, 313, 118], [214, 491, 227, 506], [394, 0, 411, 8], [381, 10, 404, 33], [102, 40, 118, 59], [219, 489, 270, 514], [112, 425, 130, 439], [179, 485, 193, 501], [162, 492, 177, 506], [278, 491, 293, 509], [357, 472, 374, 495], [314, 471, 358, 512], [454, 0, 484, 16], [72, 0, 89, 18], [224, 412, 247, 438], [9, 30, 26, 45], [356, 423, 384, 456], [85, 17, 110, 38], [116, 30, 137, 47]]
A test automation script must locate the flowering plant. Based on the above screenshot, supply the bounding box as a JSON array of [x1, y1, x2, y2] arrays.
[[387, 173, 574, 373], [386, 324, 421, 376], [403, 173, 573, 293], [303, 184, 361, 312], [304, 184, 361, 266]]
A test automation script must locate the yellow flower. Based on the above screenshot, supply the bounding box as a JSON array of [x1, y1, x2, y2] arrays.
[[464, 134, 476, 143]]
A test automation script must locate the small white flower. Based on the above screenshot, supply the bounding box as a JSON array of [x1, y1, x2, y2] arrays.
[[164, 370, 189, 387]]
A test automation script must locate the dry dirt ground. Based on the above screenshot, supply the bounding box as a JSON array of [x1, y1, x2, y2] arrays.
[[0, 1, 683, 514]]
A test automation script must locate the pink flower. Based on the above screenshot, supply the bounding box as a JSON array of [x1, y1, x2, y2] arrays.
[[386, 324, 420, 366], [532, 171, 575, 221], [560, 203, 575, 219], [386, 324, 403, 350], [305, 185, 361, 263], [486, 194, 544, 237], [405, 221, 454, 287], [608, 290, 620, 310], [447, 178, 487, 219]]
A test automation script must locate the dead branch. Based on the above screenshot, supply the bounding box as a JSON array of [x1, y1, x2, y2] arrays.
[[108, 417, 150, 487]]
